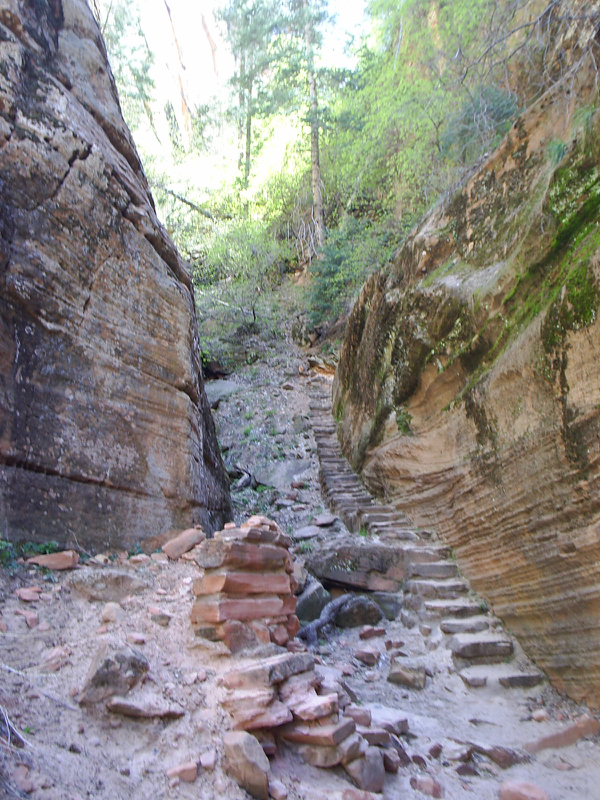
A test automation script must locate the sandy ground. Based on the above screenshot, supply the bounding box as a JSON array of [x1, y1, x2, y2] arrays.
[[1, 341, 599, 800]]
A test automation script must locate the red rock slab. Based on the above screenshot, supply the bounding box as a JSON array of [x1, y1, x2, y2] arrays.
[[524, 714, 600, 754], [499, 780, 549, 800], [356, 725, 391, 746], [279, 671, 322, 702], [232, 700, 293, 731], [106, 694, 184, 719], [15, 587, 42, 602], [162, 527, 205, 559], [15, 608, 39, 628], [286, 615, 300, 638], [279, 717, 356, 746], [166, 761, 198, 782], [194, 540, 290, 572], [217, 525, 292, 549], [222, 651, 314, 690], [269, 625, 289, 647], [286, 691, 339, 722], [409, 775, 443, 798], [190, 595, 284, 624], [27, 550, 79, 570], [280, 594, 298, 615], [193, 571, 291, 596], [345, 705, 372, 727], [359, 626, 386, 640]]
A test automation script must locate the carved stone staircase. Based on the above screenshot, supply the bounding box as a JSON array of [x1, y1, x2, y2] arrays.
[[308, 385, 545, 691]]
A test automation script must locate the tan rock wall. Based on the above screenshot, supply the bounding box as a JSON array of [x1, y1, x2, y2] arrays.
[[0, 0, 231, 548], [334, 43, 600, 706]]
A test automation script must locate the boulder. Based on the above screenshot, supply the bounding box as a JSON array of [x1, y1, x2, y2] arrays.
[[223, 731, 270, 800], [335, 597, 383, 628], [296, 579, 331, 622], [78, 645, 149, 704], [344, 747, 385, 794], [0, 0, 231, 550]]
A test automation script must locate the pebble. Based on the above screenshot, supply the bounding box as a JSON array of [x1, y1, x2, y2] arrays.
[[101, 602, 122, 623], [532, 709, 549, 722], [200, 749, 217, 770], [126, 632, 146, 645]]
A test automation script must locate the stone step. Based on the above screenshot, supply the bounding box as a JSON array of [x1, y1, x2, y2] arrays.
[[459, 663, 545, 690], [402, 545, 452, 562], [409, 561, 458, 579], [423, 598, 483, 619], [406, 578, 470, 599], [440, 615, 490, 634], [450, 632, 514, 663], [373, 528, 420, 542]]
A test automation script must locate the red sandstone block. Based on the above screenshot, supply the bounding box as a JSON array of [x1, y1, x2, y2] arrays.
[[190, 595, 284, 624], [280, 594, 298, 615], [280, 718, 356, 746], [286, 615, 300, 638], [194, 540, 290, 571], [193, 571, 291, 596]]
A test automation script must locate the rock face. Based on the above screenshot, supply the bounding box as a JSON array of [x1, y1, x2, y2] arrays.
[[334, 18, 600, 706], [0, 0, 231, 548]]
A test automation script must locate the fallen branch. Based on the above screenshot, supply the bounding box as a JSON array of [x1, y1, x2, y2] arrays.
[[297, 594, 351, 646]]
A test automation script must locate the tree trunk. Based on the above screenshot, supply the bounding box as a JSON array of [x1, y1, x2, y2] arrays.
[[303, 2, 325, 252]]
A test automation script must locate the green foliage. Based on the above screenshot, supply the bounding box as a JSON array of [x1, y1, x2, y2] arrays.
[[308, 216, 400, 324], [395, 407, 413, 435], [548, 139, 568, 166], [0, 539, 61, 573]]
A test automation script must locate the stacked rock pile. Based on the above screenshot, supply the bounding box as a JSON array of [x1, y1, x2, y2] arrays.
[[220, 649, 409, 793], [190, 516, 300, 651]]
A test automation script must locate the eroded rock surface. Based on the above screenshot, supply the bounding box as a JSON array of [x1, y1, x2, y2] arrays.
[[0, 0, 231, 548], [334, 18, 600, 706]]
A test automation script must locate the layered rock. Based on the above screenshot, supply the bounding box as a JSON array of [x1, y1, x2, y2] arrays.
[[191, 516, 300, 649], [0, 0, 231, 548], [334, 26, 600, 704]]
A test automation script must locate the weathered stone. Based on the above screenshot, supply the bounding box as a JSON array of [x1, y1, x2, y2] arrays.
[[78, 645, 149, 704], [15, 608, 38, 628], [221, 620, 263, 653], [345, 705, 372, 727], [336, 596, 383, 628], [39, 645, 71, 672], [107, 693, 184, 719], [382, 747, 400, 773], [166, 761, 198, 783], [354, 646, 380, 666], [27, 550, 79, 570], [101, 602, 122, 623], [65, 568, 154, 602], [305, 542, 404, 592], [409, 775, 443, 798], [222, 651, 314, 690], [524, 714, 600, 754], [296, 580, 331, 622], [280, 718, 356, 746], [499, 780, 550, 800], [15, 587, 41, 602], [387, 660, 426, 689], [223, 731, 270, 800], [200, 750, 217, 770], [364, 704, 409, 736], [191, 595, 284, 625], [268, 778, 288, 800], [471, 743, 529, 769], [343, 747, 385, 794], [194, 540, 290, 572], [285, 690, 338, 721], [162, 527, 205, 560], [0, 0, 231, 549], [193, 571, 291, 596], [293, 525, 321, 541], [449, 632, 513, 661], [359, 626, 386, 640]]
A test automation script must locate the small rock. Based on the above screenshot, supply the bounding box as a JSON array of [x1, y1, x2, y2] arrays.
[[293, 525, 321, 541], [15, 587, 42, 602], [268, 777, 288, 800], [40, 645, 71, 672], [499, 780, 549, 800], [78, 644, 149, 704], [354, 645, 380, 666], [15, 608, 39, 628], [382, 747, 400, 773], [532, 709, 549, 722], [162, 527, 205, 560], [129, 553, 151, 564], [296, 580, 331, 622], [200, 749, 217, 770], [314, 514, 336, 527], [359, 626, 386, 640], [166, 761, 198, 782], [410, 775, 444, 798], [107, 693, 184, 719], [429, 743, 443, 759], [344, 747, 385, 793], [27, 550, 79, 570], [524, 714, 600, 754], [345, 705, 372, 727], [388, 660, 426, 689], [151, 612, 172, 627], [12, 764, 34, 794], [224, 731, 270, 800], [126, 632, 146, 645], [101, 602, 123, 623]]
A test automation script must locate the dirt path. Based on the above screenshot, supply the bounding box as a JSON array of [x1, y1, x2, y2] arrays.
[[1, 339, 598, 800]]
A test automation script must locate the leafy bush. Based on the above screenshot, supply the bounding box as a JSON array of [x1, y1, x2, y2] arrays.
[[308, 216, 401, 325]]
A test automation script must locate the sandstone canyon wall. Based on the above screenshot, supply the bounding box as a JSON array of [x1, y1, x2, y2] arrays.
[[334, 13, 600, 706], [0, 0, 231, 549]]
